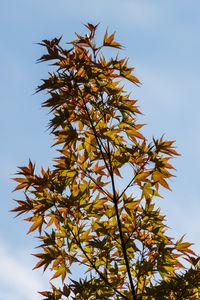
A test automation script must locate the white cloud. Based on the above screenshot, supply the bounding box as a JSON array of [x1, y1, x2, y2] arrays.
[[0, 239, 48, 300]]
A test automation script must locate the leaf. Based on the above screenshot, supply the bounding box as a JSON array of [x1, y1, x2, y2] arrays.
[[176, 241, 195, 255], [125, 74, 141, 84], [113, 167, 123, 178], [135, 172, 150, 182], [80, 229, 92, 242], [103, 30, 122, 49], [127, 129, 145, 140], [93, 162, 106, 176], [33, 258, 46, 270], [27, 216, 44, 234], [125, 200, 140, 211], [75, 66, 85, 77], [159, 178, 171, 191], [51, 265, 68, 282], [12, 182, 27, 192], [85, 23, 99, 32]]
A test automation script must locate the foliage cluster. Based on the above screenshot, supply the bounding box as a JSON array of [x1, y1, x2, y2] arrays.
[[12, 24, 200, 299]]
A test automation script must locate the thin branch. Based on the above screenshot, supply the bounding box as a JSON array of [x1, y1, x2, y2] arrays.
[[117, 159, 149, 201], [80, 91, 111, 175], [79, 166, 113, 200], [53, 201, 128, 299], [69, 225, 129, 299], [135, 243, 146, 298], [106, 140, 137, 300]]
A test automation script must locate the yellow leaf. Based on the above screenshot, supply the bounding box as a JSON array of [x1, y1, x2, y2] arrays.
[[135, 172, 149, 182], [75, 66, 85, 77], [80, 229, 91, 241], [103, 30, 122, 49], [125, 200, 140, 211], [51, 265, 67, 282], [27, 216, 43, 234], [126, 74, 141, 84], [127, 129, 145, 140]]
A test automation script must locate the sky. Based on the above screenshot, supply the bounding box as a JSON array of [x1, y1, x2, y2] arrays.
[[0, 1, 200, 299]]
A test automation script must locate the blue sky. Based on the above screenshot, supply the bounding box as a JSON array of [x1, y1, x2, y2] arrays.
[[1, 1, 200, 299]]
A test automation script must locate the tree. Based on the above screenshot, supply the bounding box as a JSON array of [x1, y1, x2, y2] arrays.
[[12, 23, 200, 299]]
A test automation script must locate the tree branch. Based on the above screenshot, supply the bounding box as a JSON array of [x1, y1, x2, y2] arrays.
[[106, 140, 137, 300], [69, 225, 129, 299]]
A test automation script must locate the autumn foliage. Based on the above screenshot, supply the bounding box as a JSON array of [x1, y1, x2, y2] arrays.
[[12, 24, 200, 299]]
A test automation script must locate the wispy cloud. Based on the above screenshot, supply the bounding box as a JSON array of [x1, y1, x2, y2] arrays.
[[0, 239, 48, 300]]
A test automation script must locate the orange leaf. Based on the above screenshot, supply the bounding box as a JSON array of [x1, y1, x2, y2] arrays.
[[93, 163, 106, 175]]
